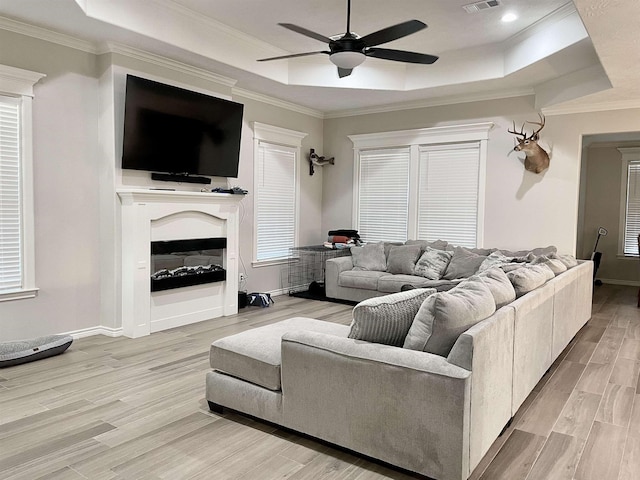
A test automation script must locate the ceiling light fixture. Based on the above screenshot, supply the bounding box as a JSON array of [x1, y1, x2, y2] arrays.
[[330, 51, 366, 69], [501, 12, 517, 22]]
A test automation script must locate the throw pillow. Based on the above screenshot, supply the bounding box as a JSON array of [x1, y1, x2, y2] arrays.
[[403, 278, 496, 356], [476, 268, 516, 309], [478, 251, 512, 272], [414, 247, 453, 280], [442, 247, 487, 280], [550, 252, 578, 269], [386, 245, 423, 275], [531, 255, 567, 275], [349, 288, 436, 346], [506, 265, 552, 297], [383, 242, 404, 260], [351, 242, 387, 272], [405, 239, 449, 252], [501, 245, 558, 257]]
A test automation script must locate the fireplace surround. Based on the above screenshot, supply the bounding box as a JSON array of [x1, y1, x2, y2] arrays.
[[117, 189, 243, 338]]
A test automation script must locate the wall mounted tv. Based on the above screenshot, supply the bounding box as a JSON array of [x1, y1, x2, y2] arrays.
[[121, 75, 244, 182]]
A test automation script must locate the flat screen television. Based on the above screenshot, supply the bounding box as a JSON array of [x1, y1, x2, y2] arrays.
[[121, 75, 244, 178]]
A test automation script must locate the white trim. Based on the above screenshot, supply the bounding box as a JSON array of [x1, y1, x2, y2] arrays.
[[253, 122, 307, 146], [502, 3, 577, 47], [348, 122, 494, 149], [618, 147, 640, 256], [233, 87, 324, 119], [543, 100, 640, 116], [64, 326, 124, 339], [251, 258, 289, 268], [0, 65, 46, 97], [0, 288, 39, 303], [599, 278, 640, 287], [103, 43, 237, 88], [325, 89, 533, 119], [0, 15, 98, 54]]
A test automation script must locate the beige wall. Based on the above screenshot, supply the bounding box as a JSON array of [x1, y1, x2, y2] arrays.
[[580, 144, 640, 284], [322, 99, 640, 256]]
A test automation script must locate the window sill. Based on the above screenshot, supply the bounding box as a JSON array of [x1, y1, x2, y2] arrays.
[[252, 258, 289, 268], [616, 254, 639, 260], [0, 287, 39, 302]]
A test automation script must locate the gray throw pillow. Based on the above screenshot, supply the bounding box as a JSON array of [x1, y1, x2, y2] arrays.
[[351, 242, 387, 272], [478, 251, 512, 272], [414, 247, 453, 280], [442, 247, 487, 280], [476, 268, 516, 309], [506, 265, 552, 297], [386, 245, 422, 274], [405, 239, 449, 252], [403, 278, 496, 356], [531, 255, 567, 275], [550, 252, 578, 268], [349, 288, 436, 346], [383, 242, 404, 259]]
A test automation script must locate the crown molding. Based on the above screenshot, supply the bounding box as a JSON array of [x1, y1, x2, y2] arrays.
[[504, 2, 578, 46], [101, 42, 237, 88], [324, 88, 534, 119], [542, 99, 640, 116], [0, 64, 46, 97], [0, 15, 98, 54], [233, 87, 324, 119]]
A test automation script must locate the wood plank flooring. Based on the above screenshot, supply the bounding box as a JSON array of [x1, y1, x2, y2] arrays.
[[1, 284, 639, 480]]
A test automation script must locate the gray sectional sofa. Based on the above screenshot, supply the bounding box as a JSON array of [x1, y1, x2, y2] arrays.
[[205, 242, 593, 480]]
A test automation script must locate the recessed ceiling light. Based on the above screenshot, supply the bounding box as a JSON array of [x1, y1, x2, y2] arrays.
[[502, 12, 518, 22]]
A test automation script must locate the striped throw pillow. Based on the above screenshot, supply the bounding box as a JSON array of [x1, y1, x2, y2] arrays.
[[348, 288, 435, 346]]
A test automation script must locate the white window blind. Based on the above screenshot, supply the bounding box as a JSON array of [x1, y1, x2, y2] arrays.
[[357, 148, 410, 243], [624, 160, 640, 255], [255, 141, 297, 261], [0, 96, 21, 292], [417, 143, 480, 248]]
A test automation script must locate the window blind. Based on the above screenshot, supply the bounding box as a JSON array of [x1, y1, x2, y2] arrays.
[[357, 148, 410, 243], [417, 143, 480, 248], [0, 96, 21, 292], [255, 141, 296, 261], [624, 160, 640, 255]]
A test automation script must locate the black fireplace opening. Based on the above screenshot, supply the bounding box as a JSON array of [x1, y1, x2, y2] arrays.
[[150, 237, 227, 292]]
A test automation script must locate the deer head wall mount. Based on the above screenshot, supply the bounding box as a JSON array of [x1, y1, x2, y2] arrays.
[[508, 113, 550, 174]]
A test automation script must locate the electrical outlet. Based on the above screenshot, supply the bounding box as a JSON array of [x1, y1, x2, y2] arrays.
[[239, 273, 246, 282]]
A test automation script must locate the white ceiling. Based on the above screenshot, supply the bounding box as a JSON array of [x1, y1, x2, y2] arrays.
[[0, 0, 637, 115]]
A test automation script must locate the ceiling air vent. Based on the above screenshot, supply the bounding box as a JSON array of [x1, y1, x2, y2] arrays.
[[462, 0, 501, 13]]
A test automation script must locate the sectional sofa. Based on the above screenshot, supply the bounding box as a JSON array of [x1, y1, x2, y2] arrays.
[[205, 242, 593, 480]]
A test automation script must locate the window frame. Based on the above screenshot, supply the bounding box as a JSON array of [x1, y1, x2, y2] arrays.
[[618, 147, 640, 257], [350, 122, 492, 246], [252, 122, 307, 267], [0, 64, 44, 302]]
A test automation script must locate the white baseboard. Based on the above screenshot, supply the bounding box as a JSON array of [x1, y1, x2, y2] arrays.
[[63, 326, 124, 339], [599, 278, 640, 287]]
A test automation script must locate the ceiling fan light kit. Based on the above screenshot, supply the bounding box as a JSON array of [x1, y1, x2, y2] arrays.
[[257, 0, 438, 77]]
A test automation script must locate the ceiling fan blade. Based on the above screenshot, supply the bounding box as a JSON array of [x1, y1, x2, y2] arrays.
[[337, 67, 353, 78], [359, 20, 426, 47], [366, 47, 438, 64], [258, 51, 330, 62], [278, 23, 332, 44]]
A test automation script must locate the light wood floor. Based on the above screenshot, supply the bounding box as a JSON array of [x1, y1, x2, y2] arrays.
[[0, 285, 639, 480]]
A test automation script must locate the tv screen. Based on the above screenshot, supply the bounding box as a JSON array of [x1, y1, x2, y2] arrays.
[[122, 75, 244, 177]]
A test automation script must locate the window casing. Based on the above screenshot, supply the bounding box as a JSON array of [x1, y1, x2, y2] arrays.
[[619, 147, 640, 256], [0, 65, 44, 302], [252, 122, 306, 265], [350, 123, 492, 247]]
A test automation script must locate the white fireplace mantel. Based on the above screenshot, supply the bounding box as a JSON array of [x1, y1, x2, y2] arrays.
[[117, 189, 244, 338]]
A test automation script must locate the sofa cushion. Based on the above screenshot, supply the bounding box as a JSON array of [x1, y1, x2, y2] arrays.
[[442, 247, 487, 280], [501, 245, 558, 257], [339, 270, 388, 290], [414, 247, 453, 280], [405, 239, 448, 252], [531, 255, 567, 275], [378, 274, 432, 293], [478, 251, 512, 273], [506, 265, 553, 297], [383, 242, 404, 259], [210, 317, 349, 391], [349, 288, 436, 346], [386, 245, 422, 275], [351, 242, 387, 272], [403, 278, 496, 356], [476, 268, 516, 309]]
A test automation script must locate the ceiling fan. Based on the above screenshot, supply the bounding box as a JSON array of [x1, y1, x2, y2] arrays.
[[257, 0, 439, 78]]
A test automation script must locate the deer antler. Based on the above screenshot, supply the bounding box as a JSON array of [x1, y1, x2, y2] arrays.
[[508, 121, 528, 140], [525, 113, 545, 138]]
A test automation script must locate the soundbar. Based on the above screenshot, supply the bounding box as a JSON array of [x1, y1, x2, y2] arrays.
[[151, 172, 212, 184]]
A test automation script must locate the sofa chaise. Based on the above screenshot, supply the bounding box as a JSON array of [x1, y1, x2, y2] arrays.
[[205, 242, 593, 480]]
